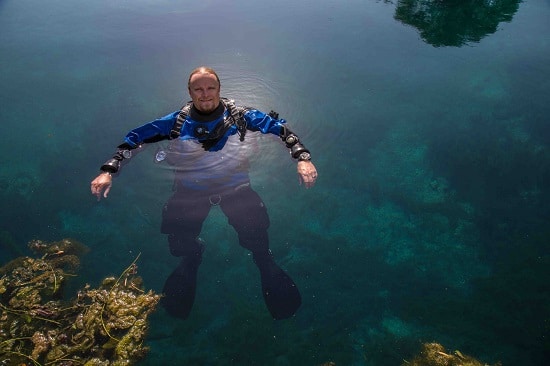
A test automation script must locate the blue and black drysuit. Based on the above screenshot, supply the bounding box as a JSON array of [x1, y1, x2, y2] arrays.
[[100, 99, 310, 259]]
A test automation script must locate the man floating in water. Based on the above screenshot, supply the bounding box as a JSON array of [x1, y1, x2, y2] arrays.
[[90, 66, 318, 319]]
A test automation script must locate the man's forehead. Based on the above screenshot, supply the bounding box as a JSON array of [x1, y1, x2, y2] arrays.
[[189, 73, 219, 84]]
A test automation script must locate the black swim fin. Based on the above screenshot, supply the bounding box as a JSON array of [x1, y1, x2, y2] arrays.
[[255, 255, 301, 320], [161, 255, 201, 319]]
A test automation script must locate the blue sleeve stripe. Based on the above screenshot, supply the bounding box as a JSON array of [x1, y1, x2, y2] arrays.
[[123, 111, 179, 146], [244, 109, 286, 136]]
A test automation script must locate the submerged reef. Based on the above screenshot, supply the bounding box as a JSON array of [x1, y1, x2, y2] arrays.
[[0, 238, 160, 366], [403, 342, 501, 366]]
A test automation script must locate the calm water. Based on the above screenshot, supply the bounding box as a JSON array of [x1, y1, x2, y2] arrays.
[[1, 0, 549, 365]]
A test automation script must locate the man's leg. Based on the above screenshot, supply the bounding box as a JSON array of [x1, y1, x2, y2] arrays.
[[161, 192, 210, 256], [160, 192, 210, 319], [221, 186, 301, 319]]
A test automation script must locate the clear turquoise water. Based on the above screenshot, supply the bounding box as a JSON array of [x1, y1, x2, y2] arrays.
[[1, 0, 549, 365]]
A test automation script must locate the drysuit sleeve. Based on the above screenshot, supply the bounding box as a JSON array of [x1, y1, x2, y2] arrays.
[[243, 109, 286, 135], [123, 111, 180, 147], [100, 111, 179, 173], [243, 109, 311, 160]]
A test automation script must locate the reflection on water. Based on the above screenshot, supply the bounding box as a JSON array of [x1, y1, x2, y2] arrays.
[[394, 0, 521, 46]]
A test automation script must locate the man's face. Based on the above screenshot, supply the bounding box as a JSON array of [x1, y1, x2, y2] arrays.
[[188, 73, 220, 113]]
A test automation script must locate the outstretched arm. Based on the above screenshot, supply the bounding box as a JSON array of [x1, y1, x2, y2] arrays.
[[242, 108, 318, 188], [90, 111, 178, 201]]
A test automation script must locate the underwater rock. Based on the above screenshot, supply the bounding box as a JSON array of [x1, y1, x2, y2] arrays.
[[0, 238, 160, 365], [402, 342, 501, 366]]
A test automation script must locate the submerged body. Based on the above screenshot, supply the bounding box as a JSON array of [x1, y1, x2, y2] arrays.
[[90, 67, 318, 319]]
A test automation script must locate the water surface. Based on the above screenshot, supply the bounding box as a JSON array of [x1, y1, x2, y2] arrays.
[[0, 0, 549, 365]]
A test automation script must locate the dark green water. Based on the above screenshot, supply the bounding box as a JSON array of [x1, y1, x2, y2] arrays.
[[1, 0, 548, 364]]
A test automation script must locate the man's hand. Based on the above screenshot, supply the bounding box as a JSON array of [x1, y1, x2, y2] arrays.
[[91, 172, 113, 201], [297, 161, 318, 188]]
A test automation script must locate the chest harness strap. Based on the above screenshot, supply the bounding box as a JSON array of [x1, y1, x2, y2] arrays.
[[169, 98, 248, 142]]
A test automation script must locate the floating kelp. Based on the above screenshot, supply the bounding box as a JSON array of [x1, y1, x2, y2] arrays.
[[402, 342, 501, 366], [0, 238, 160, 366]]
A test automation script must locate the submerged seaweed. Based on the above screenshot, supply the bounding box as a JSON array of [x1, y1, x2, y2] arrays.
[[0, 238, 160, 366], [402, 342, 501, 366]]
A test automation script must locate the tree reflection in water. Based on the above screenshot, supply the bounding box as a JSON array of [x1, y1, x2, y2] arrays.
[[394, 0, 521, 47]]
